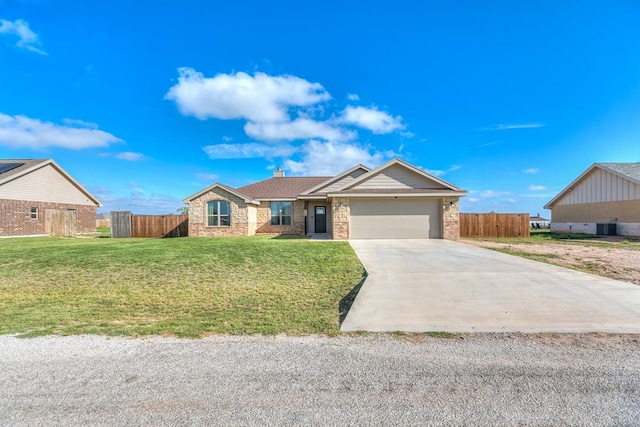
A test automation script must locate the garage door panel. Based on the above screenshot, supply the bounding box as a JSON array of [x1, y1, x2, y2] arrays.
[[349, 199, 441, 239]]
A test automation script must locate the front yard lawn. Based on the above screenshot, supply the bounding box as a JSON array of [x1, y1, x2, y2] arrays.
[[0, 236, 365, 337]]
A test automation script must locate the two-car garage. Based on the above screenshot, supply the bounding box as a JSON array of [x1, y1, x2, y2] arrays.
[[349, 198, 442, 239]]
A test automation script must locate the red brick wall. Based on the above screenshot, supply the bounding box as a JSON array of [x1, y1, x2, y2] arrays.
[[0, 199, 96, 236]]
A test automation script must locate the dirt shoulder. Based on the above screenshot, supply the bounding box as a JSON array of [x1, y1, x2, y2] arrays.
[[462, 238, 640, 285]]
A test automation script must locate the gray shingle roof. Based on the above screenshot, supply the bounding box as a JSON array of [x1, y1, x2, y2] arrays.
[[598, 162, 640, 183], [237, 177, 330, 199], [0, 159, 48, 181]]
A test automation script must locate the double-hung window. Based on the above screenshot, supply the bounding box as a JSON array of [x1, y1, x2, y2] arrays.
[[30, 207, 38, 219], [207, 200, 230, 226], [270, 202, 292, 225]]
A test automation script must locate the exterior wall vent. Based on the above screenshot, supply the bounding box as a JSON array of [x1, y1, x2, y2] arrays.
[[596, 223, 617, 236]]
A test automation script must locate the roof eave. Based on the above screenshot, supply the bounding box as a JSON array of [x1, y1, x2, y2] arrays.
[[333, 158, 464, 193], [544, 163, 599, 208], [299, 164, 371, 195], [2, 159, 102, 207], [182, 183, 259, 205], [297, 195, 328, 200], [327, 191, 468, 198]]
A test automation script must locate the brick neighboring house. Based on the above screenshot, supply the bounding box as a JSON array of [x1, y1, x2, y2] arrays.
[[182, 158, 467, 240], [0, 159, 102, 237]]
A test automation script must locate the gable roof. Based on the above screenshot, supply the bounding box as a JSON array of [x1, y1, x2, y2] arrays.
[[0, 158, 102, 206], [237, 176, 329, 200], [182, 183, 261, 204], [300, 164, 371, 196], [599, 162, 640, 184], [544, 162, 640, 209], [529, 215, 549, 221], [331, 158, 467, 194]]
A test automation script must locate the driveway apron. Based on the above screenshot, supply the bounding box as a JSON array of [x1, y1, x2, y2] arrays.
[[341, 239, 640, 333]]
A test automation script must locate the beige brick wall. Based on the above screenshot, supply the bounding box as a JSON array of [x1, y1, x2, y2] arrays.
[[187, 188, 252, 237], [0, 199, 96, 236], [255, 200, 305, 235], [332, 197, 350, 240], [442, 196, 460, 241], [551, 200, 640, 223]]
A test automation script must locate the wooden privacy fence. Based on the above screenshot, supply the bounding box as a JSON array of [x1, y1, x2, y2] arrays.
[[110, 211, 132, 238], [96, 219, 111, 228], [460, 213, 530, 238], [110, 212, 188, 238]]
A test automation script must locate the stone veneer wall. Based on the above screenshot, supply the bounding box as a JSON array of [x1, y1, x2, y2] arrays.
[[442, 196, 460, 241], [255, 200, 305, 235], [332, 197, 350, 240], [187, 188, 251, 237], [0, 199, 96, 236]]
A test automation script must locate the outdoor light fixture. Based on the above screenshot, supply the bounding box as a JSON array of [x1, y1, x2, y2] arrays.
[[338, 201, 344, 208]]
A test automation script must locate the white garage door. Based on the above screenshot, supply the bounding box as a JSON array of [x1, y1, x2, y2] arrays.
[[349, 199, 441, 239]]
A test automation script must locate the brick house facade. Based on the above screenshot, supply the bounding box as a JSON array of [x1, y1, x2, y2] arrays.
[[183, 159, 466, 240], [0, 159, 101, 237]]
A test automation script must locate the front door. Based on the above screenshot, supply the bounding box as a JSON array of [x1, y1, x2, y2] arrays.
[[314, 206, 327, 233]]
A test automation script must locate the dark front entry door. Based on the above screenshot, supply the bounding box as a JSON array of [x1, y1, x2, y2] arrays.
[[314, 206, 327, 233]]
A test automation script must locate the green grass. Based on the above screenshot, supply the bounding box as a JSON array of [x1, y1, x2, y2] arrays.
[[0, 236, 365, 338], [489, 247, 561, 263], [96, 226, 110, 237]]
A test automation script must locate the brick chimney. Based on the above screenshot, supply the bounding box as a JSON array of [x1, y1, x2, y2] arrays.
[[274, 166, 285, 177]]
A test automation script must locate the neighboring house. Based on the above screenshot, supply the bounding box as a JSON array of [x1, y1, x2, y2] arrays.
[[182, 158, 467, 240], [0, 159, 102, 237], [544, 162, 640, 236], [529, 214, 550, 229], [96, 212, 111, 228]]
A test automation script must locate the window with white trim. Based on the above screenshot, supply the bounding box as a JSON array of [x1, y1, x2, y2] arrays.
[[270, 202, 292, 225], [30, 207, 38, 219], [207, 200, 230, 227]]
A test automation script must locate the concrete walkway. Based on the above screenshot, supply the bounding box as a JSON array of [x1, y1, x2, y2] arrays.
[[341, 239, 640, 333]]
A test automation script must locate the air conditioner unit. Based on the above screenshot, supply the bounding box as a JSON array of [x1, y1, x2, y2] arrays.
[[596, 223, 617, 236]]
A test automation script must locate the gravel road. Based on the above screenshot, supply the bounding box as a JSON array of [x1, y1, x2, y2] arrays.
[[2, 334, 639, 426]]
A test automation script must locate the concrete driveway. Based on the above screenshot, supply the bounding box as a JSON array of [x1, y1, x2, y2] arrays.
[[341, 239, 640, 333]]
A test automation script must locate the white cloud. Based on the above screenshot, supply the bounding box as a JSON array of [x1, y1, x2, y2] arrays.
[[202, 143, 297, 159], [0, 18, 46, 55], [425, 165, 461, 177], [479, 123, 545, 131], [528, 185, 547, 191], [480, 190, 511, 198], [195, 172, 219, 181], [0, 113, 122, 150], [165, 68, 330, 123], [244, 117, 355, 142], [128, 182, 145, 197], [347, 93, 360, 101], [98, 193, 184, 215], [523, 167, 540, 174], [62, 118, 99, 129], [283, 140, 394, 176], [479, 140, 500, 147], [341, 106, 404, 134], [116, 152, 145, 161], [222, 136, 233, 142]]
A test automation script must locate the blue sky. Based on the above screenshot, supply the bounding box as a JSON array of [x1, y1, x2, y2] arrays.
[[1, 1, 639, 216]]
